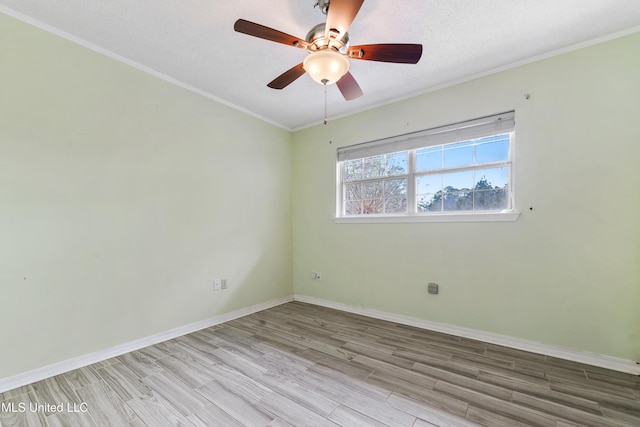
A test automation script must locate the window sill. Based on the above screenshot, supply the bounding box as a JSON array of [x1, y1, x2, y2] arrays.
[[334, 210, 520, 224]]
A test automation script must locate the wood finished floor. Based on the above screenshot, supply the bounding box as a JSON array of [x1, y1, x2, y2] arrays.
[[1, 301, 639, 427]]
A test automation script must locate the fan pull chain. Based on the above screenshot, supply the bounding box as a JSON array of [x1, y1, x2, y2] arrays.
[[322, 79, 328, 125]]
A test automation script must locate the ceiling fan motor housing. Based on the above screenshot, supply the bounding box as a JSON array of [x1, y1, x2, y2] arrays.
[[306, 23, 350, 53]]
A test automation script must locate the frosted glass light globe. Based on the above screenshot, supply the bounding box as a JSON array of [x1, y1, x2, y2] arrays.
[[303, 50, 350, 85]]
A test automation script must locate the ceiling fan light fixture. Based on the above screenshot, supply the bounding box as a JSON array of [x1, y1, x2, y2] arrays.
[[303, 49, 349, 85]]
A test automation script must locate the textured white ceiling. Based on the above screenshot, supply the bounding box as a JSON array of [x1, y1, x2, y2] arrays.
[[1, 1, 639, 130]]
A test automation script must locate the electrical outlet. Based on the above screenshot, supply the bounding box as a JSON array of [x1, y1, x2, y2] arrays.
[[311, 272, 322, 280], [213, 279, 222, 291], [221, 279, 228, 290]]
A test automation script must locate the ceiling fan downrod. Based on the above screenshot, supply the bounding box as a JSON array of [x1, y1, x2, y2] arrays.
[[314, 0, 330, 15]]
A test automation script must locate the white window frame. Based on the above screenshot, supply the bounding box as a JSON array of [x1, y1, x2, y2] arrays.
[[335, 112, 520, 223]]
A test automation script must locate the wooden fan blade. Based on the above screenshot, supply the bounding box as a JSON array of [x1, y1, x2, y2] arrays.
[[325, 0, 365, 40], [348, 44, 423, 64], [234, 19, 308, 48], [267, 63, 306, 89], [336, 72, 363, 101]]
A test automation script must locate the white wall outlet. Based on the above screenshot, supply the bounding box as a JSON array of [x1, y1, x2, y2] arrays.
[[213, 279, 222, 291], [221, 279, 228, 290], [312, 272, 322, 280]]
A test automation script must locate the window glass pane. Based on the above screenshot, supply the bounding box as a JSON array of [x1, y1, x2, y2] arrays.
[[343, 182, 361, 214], [442, 191, 473, 212], [417, 194, 441, 212], [385, 152, 408, 176], [344, 182, 360, 202], [475, 134, 509, 163], [343, 158, 362, 182], [474, 188, 508, 211], [444, 141, 473, 168], [362, 156, 386, 179], [472, 166, 509, 211], [361, 199, 385, 214], [416, 146, 442, 171], [362, 180, 384, 199], [443, 170, 473, 191], [384, 179, 407, 213], [344, 182, 359, 197], [384, 197, 407, 214], [344, 199, 362, 215], [474, 167, 508, 190], [416, 174, 442, 194], [383, 178, 407, 197]]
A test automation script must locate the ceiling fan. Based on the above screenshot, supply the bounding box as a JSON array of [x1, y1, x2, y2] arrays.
[[233, 0, 423, 101]]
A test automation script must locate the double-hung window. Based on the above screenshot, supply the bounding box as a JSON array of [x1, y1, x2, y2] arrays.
[[336, 111, 517, 222]]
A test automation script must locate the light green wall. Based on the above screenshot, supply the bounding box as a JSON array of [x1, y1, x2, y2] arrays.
[[292, 33, 640, 361], [0, 14, 292, 379], [1, 11, 638, 382]]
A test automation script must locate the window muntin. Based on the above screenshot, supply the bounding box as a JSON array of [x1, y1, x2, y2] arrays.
[[337, 113, 514, 218]]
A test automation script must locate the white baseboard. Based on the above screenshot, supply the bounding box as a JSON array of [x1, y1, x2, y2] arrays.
[[0, 295, 294, 394], [294, 295, 640, 375], [3, 293, 637, 394]]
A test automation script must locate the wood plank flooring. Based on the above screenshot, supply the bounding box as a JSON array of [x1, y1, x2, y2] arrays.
[[1, 301, 639, 426]]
